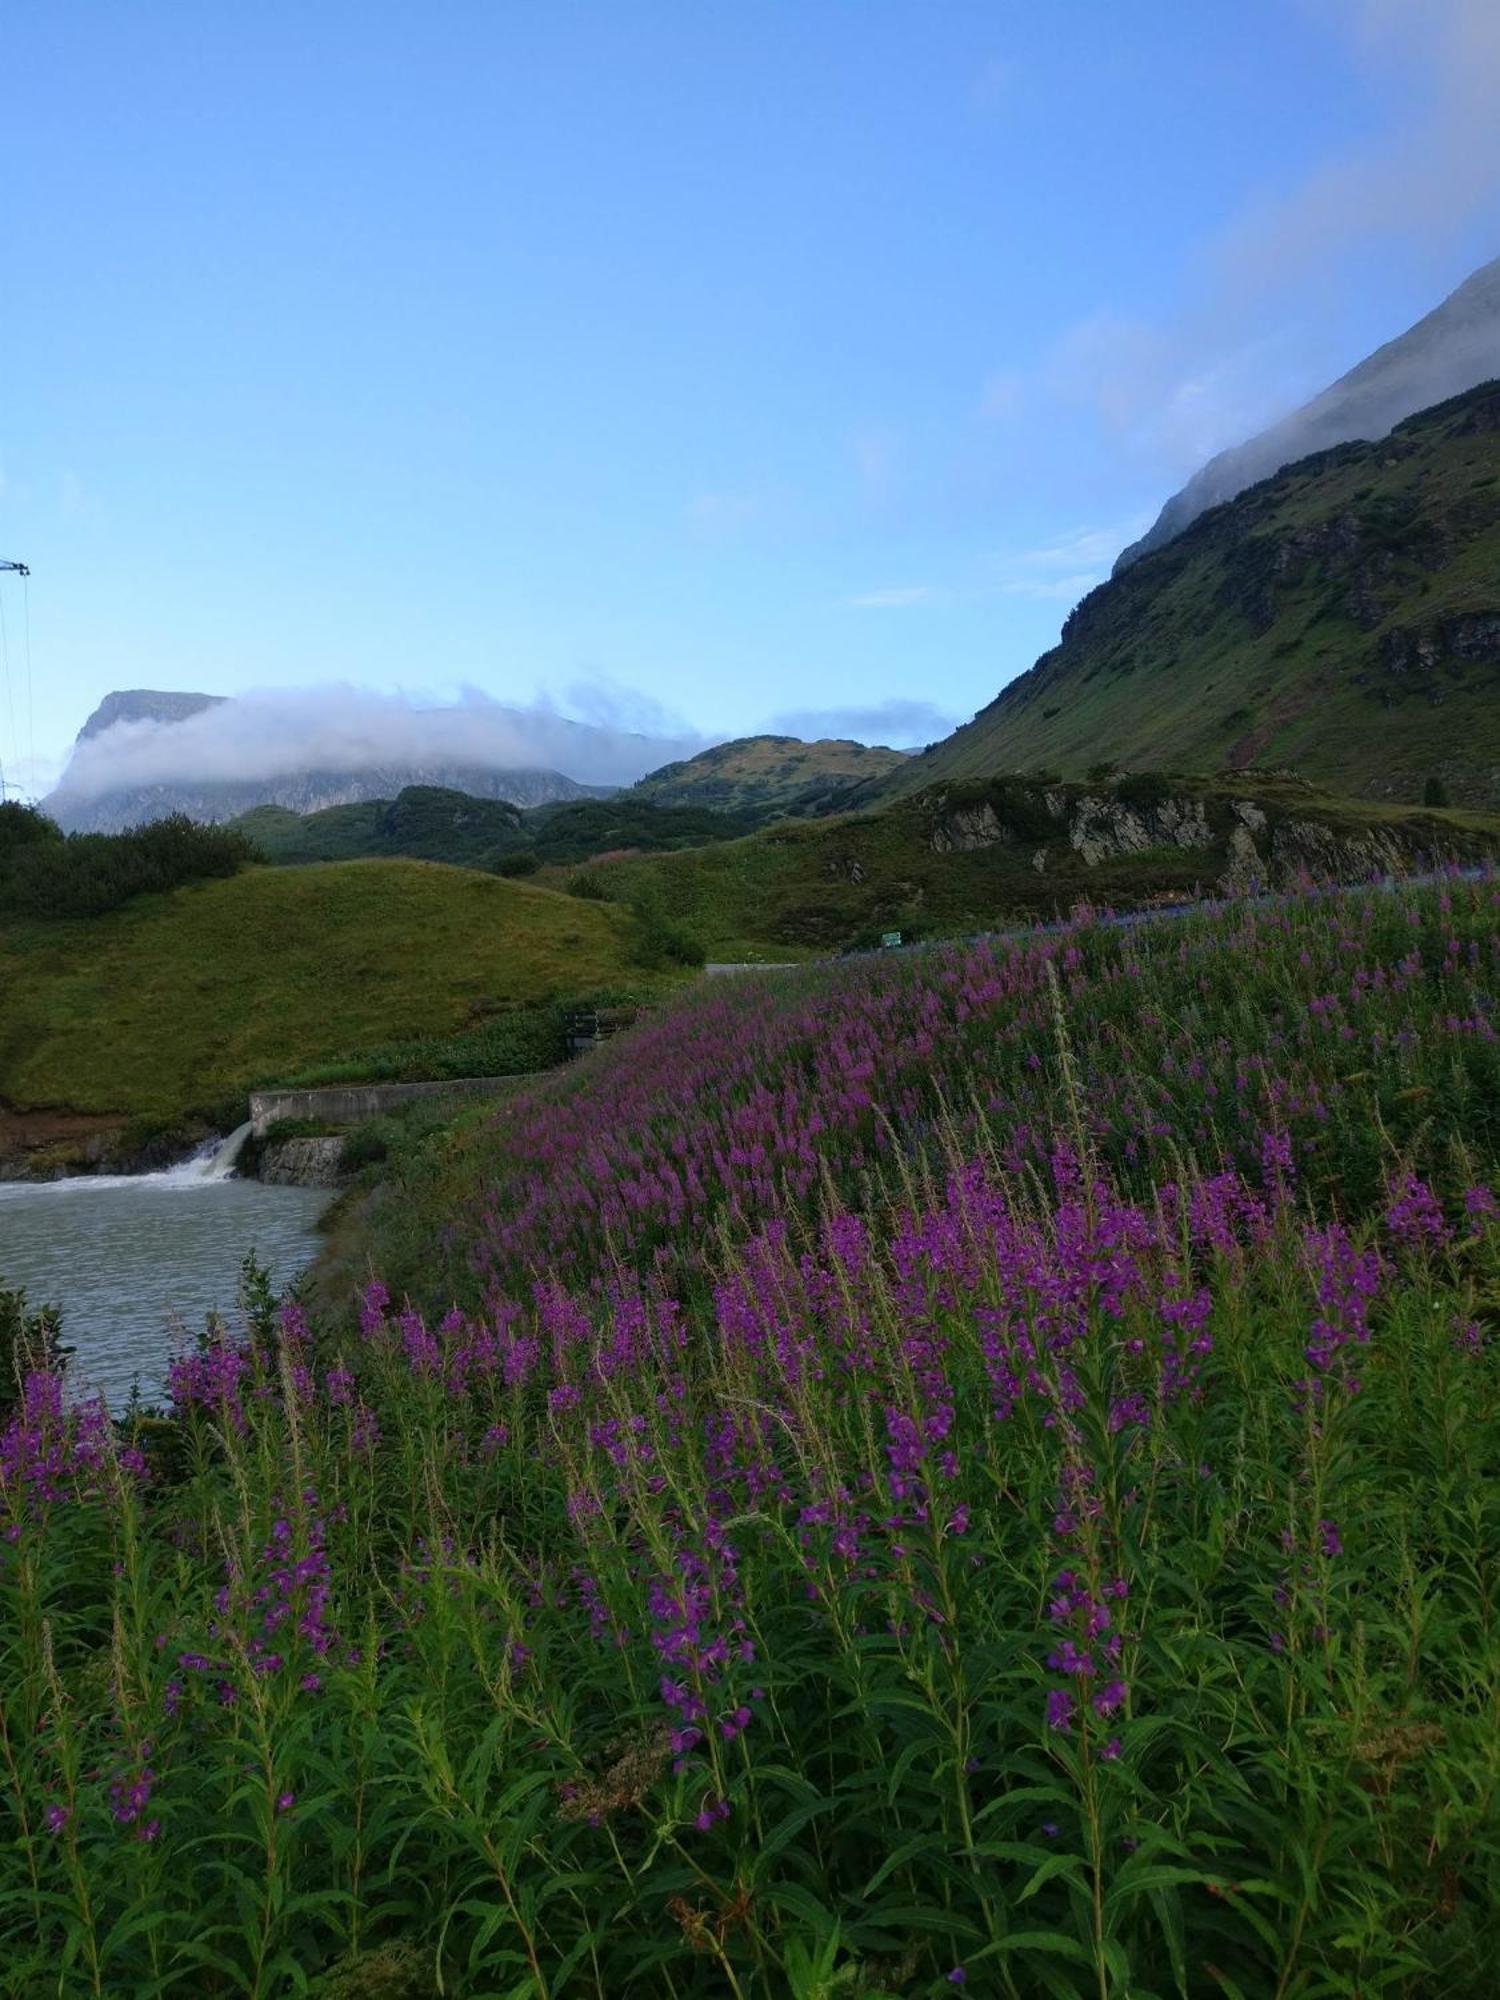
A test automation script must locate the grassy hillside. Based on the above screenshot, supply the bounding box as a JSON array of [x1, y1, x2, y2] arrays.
[[558, 771, 1500, 955], [0, 859, 646, 1118], [628, 732, 908, 814], [870, 380, 1500, 809], [231, 787, 524, 868], [235, 786, 761, 871]]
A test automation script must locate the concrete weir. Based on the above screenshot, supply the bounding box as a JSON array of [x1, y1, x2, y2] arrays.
[[248, 1075, 521, 1136]]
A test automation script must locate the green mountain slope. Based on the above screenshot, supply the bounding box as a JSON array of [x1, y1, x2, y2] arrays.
[[0, 860, 643, 1119], [628, 734, 908, 814], [873, 380, 1500, 808]]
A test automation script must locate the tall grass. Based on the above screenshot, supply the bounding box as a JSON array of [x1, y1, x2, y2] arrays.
[[3, 876, 1499, 1995]]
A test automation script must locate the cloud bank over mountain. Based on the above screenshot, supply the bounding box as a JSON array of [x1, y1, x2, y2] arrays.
[[49, 684, 708, 812]]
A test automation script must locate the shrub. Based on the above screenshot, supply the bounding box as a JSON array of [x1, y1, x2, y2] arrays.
[[1423, 775, 1450, 808], [1114, 769, 1173, 811], [629, 886, 706, 969], [0, 801, 63, 861], [0, 812, 259, 919]]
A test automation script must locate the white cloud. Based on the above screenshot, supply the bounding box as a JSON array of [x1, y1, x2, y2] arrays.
[[1034, 0, 1500, 475], [990, 515, 1154, 606], [48, 683, 707, 805]]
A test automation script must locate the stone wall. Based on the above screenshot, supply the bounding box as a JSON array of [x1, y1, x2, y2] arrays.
[[249, 1075, 521, 1136]]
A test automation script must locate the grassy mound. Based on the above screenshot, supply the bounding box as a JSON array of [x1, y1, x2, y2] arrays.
[[0, 859, 648, 1118]]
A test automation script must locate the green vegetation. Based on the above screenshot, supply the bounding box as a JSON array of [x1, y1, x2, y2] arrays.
[[0, 803, 256, 919], [5, 877, 1500, 1992], [547, 770, 1500, 955], [520, 795, 762, 860], [258, 993, 641, 1090], [232, 788, 525, 869], [0, 859, 657, 1119], [627, 732, 910, 815], [234, 785, 764, 871], [864, 379, 1500, 810]]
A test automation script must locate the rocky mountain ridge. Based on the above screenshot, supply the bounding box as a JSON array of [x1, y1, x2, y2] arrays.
[[1116, 253, 1500, 571], [857, 379, 1500, 809]]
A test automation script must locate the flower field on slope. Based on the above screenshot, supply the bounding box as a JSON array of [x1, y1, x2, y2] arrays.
[[3, 878, 1500, 1998]]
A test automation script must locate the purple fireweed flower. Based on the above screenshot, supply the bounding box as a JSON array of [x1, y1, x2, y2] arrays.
[[1260, 1126, 1294, 1189], [1463, 1184, 1499, 1232], [358, 1280, 389, 1340], [1093, 1678, 1127, 1718], [1045, 1689, 1075, 1730], [1383, 1173, 1450, 1252], [1453, 1317, 1484, 1356], [110, 1765, 155, 1829], [1304, 1223, 1382, 1382], [1318, 1520, 1343, 1558], [44, 1803, 69, 1835]]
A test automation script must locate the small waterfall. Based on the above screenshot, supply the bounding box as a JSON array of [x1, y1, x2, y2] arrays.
[[17, 1123, 256, 1192], [191, 1121, 254, 1182]]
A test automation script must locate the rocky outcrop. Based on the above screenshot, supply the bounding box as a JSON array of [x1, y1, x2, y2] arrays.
[[925, 781, 1458, 896], [929, 804, 1011, 853], [1055, 792, 1216, 867], [1369, 610, 1500, 703]]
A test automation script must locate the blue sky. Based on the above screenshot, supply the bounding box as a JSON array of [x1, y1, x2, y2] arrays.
[[3, 0, 1499, 795]]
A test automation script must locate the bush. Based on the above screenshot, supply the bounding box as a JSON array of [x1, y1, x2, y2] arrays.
[[620, 882, 707, 971], [339, 1123, 391, 1173], [0, 812, 259, 919], [1423, 775, 1450, 808], [1114, 769, 1174, 812], [0, 800, 63, 861], [493, 849, 540, 877]]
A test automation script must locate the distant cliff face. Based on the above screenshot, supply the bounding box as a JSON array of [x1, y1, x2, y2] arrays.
[[75, 689, 228, 740], [1115, 254, 1500, 573], [45, 688, 666, 831]]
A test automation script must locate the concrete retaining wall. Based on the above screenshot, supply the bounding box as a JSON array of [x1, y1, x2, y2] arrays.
[[249, 1075, 523, 1135]]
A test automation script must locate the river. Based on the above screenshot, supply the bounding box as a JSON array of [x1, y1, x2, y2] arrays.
[[0, 1127, 334, 1407]]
